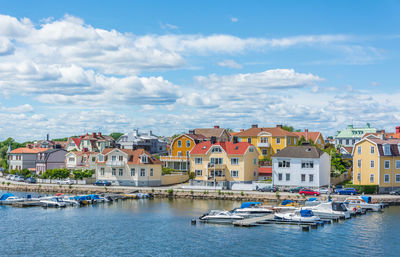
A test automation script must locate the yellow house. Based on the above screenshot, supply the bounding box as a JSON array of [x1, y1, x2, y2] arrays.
[[352, 137, 400, 193], [189, 141, 259, 189], [293, 129, 325, 148], [235, 125, 299, 159]]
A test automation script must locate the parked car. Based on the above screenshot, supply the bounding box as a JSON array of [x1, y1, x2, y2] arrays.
[[25, 177, 37, 184], [257, 185, 277, 192], [288, 186, 304, 193], [94, 180, 111, 186], [336, 188, 357, 195], [14, 176, 25, 182], [57, 179, 75, 185], [8, 175, 15, 180], [299, 188, 320, 196], [317, 187, 330, 194], [5, 174, 12, 180], [390, 189, 400, 195]]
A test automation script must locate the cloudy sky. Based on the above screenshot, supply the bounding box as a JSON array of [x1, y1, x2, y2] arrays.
[[0, 0, 400, 141]]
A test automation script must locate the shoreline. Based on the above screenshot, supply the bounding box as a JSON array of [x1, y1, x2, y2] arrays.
[[2, 182, 400, 205]]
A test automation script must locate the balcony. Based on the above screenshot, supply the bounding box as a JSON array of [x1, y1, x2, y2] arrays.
[[160, 156, 189, 162], [106, 161, 125, 167], [258, 142, 270, 148], [207, 163, 226, 169]]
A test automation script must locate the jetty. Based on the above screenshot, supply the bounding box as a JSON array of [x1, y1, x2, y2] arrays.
[[12, 201, 42, 208], [233, 214, 274, 227]]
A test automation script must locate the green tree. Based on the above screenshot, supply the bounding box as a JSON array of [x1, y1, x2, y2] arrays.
[[109, 132, 123, 141], [282, 125, 301, 132]]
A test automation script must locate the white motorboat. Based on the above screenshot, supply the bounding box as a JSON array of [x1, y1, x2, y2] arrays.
[[62, 196, 81, 206], [304, 202, 351, 219], [304, 198, 322, 206], [199, 210, 244, 223], [344, 196, 382, 212], [40, 197, 67, 208], [0, 193, 25, 205], [274, 209, 321, 223], [232, 202, 273, 217]]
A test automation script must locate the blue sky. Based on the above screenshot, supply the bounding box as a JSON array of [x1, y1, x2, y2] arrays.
[[0, 0, 399, 141]]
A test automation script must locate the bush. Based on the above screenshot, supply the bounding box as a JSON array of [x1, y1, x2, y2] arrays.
[[167, 188, 174, 197], [162, 167, 182, 175], [152, 188, 155, 193], [41, 168, 70, 179], [189, 172, 196, 179], [218, 190, 221, 195], [240, 191, 244, 196], [344, 184, 378, 194], [190, 190, 194, 195], [73, 169, 95, 180]]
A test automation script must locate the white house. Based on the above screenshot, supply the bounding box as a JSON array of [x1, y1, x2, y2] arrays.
[[272, 145, 330, 188]]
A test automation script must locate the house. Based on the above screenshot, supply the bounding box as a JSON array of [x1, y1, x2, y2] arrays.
[[293, 129, 325, 148], [335, 124, 377, 147], [234, 125, 299, 159], [352, 137, 400, 193], [189, 140, 259, 189], [258, 167, 272, 180], [7, 147, 48, 172], [193, 125, 231, 142], [116, 129, 167, 154], [160, 131, 207, 171], [35, 149, 68, 174], [96, 148, 162, 186], [272, 145, 331, 188], [66, 132, 115, 152], [65, 151, 98, 171]]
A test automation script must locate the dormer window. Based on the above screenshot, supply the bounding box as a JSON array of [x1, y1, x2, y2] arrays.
[[141, 155, 148, 163], [98, 155, 104, 162], [384, 144, 391, 155], [211, 146, 222, 153]]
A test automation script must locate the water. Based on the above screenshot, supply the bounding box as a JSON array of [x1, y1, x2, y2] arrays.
[[1, 191, 399, 257]]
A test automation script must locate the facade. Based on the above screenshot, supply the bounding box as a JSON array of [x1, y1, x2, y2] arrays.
[[272, 145, 331, 188], [258, 167, 272, 180], [96, 148, 162, 186], [65, 151, 98, 171], [293, 129, 325, 148], [193, 125, 231, 142], [189, 141, 260, 189], [235, 125, 299, 159], [7, 147, 48, 171], [335, 124, 377, 147], [117, 129, 167, 154], [66, 132, 115, 152], [160, 132, 207, 171], [352, 137, 400, 193], [36, 149, 68, 174]]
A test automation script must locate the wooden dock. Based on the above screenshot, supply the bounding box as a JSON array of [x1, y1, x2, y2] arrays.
[[12, 201, 42, 208], [233, 214, 275, 227]]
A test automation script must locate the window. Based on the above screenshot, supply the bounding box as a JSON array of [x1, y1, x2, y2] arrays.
[[186, 151, 190, 157], [195, 157, 203, 164], [253, 158, 257, 165], [118, 169, 123, 176], [317, 139, 321, 144], [285, 173, 290, 181], [370, 174, 374, 183], [92, 157, 96, 162], [247, 138, 251, 143], [309, 174, 314, 182], [195, 170, 202, 176], [100, 168, 105, 176], [357, 160, 361, 168], [130, 168, 135, 176], [276, 137, 281, 144], [301, 174, 306, 182], [357, 146, 361, 154], [370, 160, 375, 168], [384, 174, 390, 183], [211, 147, 222, 153], [177, 140, 182, 147], [301, 161, 314, 169], [384, 144, 391, 155], [370, 146, 375, 154], [396, 174, 400, 183], [294, 138, 297, 145], [278, 173, 282, 181], [231, 158, 239, 165], [346, 139, 349, 145], [112, 156, 116, 161], [254, 171, 257, 177], [98, 155, 104, 161], [119, 156, 123, 161], [112, 168, 116, 176], [339, 139, 343, 145], [210, 158, 223, 164], [150, 168, 153, 176], [278, 160, 290, 168], [396, 160, 400, 169], [385, 160, 390, 169], [141, 156, 148, 163], [210, 170, 223, 177], [177, 151, 182, 156], [140, 168, 146, 176], [68, 157, 75, 162], [186, 140, 191, 147], [262, 149, 268, 156], [231, 170, 239, 177], [249, 147, 255, 152], [260, 137, 268, 143], [357, 172, 361, 181]]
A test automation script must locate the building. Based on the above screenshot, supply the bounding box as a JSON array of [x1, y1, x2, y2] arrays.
[[193, 125, 231, 142], [234, 125, 299, 159], [66, 132, 115, 152], [272, 145, 331, 188], [7, 147, 48, 172], [116, 129, 167, 154], [160, 131, 207, 171], [189, 140, 259, 189], [293, 129, 325, 148], [96, 148, 162, 186], [352, 137, 400, 193], [258, 167, 272, 180], [335, 124, 377, 147], [65, 151, 98, 171], [35, 149, 68, 174]]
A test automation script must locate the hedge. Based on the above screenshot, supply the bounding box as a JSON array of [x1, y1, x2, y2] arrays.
[[344, 184, 379, 194]]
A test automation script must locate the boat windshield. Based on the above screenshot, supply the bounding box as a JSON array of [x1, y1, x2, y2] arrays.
[[332, 202, 347, 212]]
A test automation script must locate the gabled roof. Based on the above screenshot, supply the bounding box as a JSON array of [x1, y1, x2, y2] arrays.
[[10, 147, 48, 154], [272, 146, 326, 158], [293, 131, 322, 143], [71, 137, 83, 147], [100, 148, 162, 165], [190, 141, 254, 155], [258, 167, 272, 176], [367, 138, 400, 157], [235, 127, 299, 137], [193, 128, 226, 139]]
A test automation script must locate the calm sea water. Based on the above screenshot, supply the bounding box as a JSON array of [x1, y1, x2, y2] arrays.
[[1, 191, 399, 257]]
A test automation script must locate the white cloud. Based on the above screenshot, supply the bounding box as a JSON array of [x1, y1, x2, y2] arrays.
[[160, 22, 179, 30], [217, 59, 242, 69], [1, 104, 34, 113], [231, 17, 238, 23]]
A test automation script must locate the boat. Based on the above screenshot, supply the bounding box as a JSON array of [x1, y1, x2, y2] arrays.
[[304, 202, 351, 219], [199, 210, 244, 224], [274, 209, 321, 223], [40, 197, 67, 208], [304, 198, 322, 206], [344, 196, 382, 212], [271, 200, 299, 213], [232, 202, 273, 217], [0, 193, 25, 205], [62, 196, 81, 206]]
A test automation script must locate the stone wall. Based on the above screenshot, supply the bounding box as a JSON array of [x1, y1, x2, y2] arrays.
[[161, 173, 189, 186]]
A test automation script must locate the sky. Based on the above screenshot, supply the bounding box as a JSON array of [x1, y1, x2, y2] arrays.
[[0, 0, 399, 141]]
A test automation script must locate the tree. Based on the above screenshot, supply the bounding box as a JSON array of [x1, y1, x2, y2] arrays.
[[282, 125, 301, 132], [52, 137, 68, 141], [226, 128, 233, 132], [109, 132, 123, 141]]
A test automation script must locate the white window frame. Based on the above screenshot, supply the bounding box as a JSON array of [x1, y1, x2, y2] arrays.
[[177, 140, 182, 148], [195, 170, 202, 176], [118, 168, 123, 176], [278, 160, 290, 168], [357, 146, 361, 154], [370, 160, 374, 168], [186, 140, 191, 148], [262, 149, 268, 156], [112, 168, 116, 176], [195, 157, 203, 164], [141, 156, 148, 163], [357, 172, 361, 181], [309, 174, 314, 182], [396, 160, 400, 169], [396, 174, 400, 183], [150, 168, 153, 176], [230, 158, 239, 165], [301, 174, 306, 182], [370, 174, 374, 183], [276, 137, 281, 144], [370, 146, 375, 154], [130, 168, 135, 176], [384, 144, 391, 155], [140, 168, 146, 176], [278, 173, 282, 181], [100, 168, 105, 176], [384, 160, 390, 169], [301, 161, 314, 169], [253, 158, 257, 165], [384, 174, 390, 183], [357, 160, 361, 168], [285, 173, 290, 181], [230, 170, 239, 178]]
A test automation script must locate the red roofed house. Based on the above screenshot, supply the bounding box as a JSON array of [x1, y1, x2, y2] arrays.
[[189, 139, 259, 189], [66, 132, 115, 152], [293, 129, 325, 148], [7, 147, 48, 172], [258, 167, 272, 180], [95, 148, 162, 186]]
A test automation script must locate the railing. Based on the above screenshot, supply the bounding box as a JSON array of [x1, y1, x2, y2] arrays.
[[160, 156, 189, 161], [106, 161, 125, 167], [258, 142, 271, 147]]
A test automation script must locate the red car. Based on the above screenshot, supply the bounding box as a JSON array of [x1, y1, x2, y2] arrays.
[[299, 188, 320, 196]]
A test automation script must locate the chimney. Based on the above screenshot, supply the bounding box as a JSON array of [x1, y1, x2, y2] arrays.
[[214, 125, 220, 129], [189, 130, 195, 135], [211, 136, 217, 144], [92, 132, 96, 138], [98, 132, 102, 137], [240, 129, 244, 132], [46, 134, 49, 141], [277, 125, 283, 128], [252, 124, 258, 128], [233, 136, 238, 144], [396, 126, 400, 134]]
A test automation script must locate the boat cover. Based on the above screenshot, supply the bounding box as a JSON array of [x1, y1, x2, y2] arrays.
[[89, 194, 100, 200], [240, 202, 261, 208], [308, 198, 317, 202], [361, 196, 371, 203], [0, 193, 14, 201], [281, 200, 294, 206], [300, 209, 314, 217]]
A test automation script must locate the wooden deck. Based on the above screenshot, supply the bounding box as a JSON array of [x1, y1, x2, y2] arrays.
[[233, 214, 275, 227]]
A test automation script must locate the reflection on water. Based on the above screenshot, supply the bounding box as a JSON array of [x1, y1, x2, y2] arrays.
[[1, 191, 400, 256]]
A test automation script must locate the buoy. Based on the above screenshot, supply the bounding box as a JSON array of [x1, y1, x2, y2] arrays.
[[191, 219, 197, 225]]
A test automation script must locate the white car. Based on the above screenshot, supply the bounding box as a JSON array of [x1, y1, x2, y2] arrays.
[[5, 174, 12, 180], [57, 179, 75, 185], [317, 188, 330, 194]]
